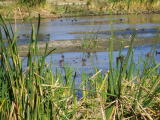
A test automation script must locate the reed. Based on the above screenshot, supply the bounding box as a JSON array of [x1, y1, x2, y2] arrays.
[[80, 32, 98, 50], [0, 15, 160, 119]]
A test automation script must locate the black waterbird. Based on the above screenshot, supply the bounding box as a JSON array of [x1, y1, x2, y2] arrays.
[[59, 55, 64, 66], [156, 51, 160, 55]]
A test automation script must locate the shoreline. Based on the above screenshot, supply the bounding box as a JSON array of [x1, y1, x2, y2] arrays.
[[5, 10, 160, 21], [3, 11, 160, 23], [1, 1, 160, 20]]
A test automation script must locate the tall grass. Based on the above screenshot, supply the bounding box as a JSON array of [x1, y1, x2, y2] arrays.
[[18, 0, 46, 6], [87, 0, 160, 14], [0, 15, 160, 119]]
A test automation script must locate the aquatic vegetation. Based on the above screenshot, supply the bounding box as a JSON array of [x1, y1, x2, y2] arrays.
[[0, 15, 160, 119], [80, 31, 99, 50]]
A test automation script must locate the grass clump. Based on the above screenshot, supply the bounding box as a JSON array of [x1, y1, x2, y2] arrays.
[[0, 15, 160, 119], [81, 33, 98, 50]]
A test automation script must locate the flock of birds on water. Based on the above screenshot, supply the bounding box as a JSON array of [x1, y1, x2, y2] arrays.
[[18, 16, 159, 42], [59, 18, 78, 23], [17, 18, 79, 41], [15, 17, 160, 67], [57, 17, 160, 66], [59, 54, 88, 67], [58, 51, 160, 67]]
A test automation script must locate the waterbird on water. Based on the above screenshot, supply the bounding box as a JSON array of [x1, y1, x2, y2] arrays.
[[126, 28, 130, 31], [146, 51, 160, 57], [59, 55, 64, 66], [156, 51, 160, 55], [46, 34, 50, 36], [82, 58, 86, 66], [17, 36, 20, 39], [74, 18, 77, 22], [119, 18, 123, 22], [146, 52, 153, 58], [82, 58, 86, 62], [71, 18, 77, 22], [116, 55, 125, 64]]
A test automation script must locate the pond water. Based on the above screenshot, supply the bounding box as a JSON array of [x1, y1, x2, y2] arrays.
[[12, 14, 160, 79], [15, 14, 160, 41]]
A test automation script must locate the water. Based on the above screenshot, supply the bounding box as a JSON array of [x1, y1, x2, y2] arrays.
[[13, 14, 160, 41], [10, 14, 160, 76]]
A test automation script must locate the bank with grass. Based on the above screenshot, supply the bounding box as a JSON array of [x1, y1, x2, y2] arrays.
[[0, 0, 160, 20]]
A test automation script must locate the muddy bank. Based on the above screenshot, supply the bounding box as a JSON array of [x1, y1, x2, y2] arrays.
[[17, 37, 160, 56]]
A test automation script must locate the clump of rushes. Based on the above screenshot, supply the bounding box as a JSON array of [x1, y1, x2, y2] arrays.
[[81, 33, 98, 50], [0, 15, 160, 120]]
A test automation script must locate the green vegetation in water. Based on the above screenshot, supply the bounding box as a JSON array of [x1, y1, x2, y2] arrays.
[[80, 33, 98, 50], [0, 15, 160, 119]]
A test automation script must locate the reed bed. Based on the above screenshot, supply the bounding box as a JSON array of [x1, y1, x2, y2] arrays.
[[0, 15, 160, 120]]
